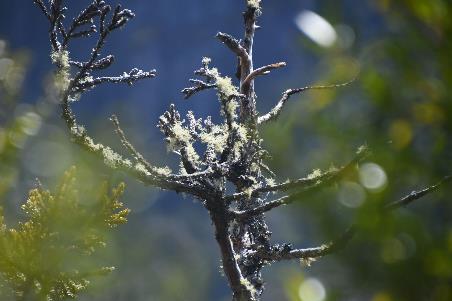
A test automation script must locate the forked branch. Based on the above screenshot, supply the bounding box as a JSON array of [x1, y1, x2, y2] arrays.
[[259, 175, 451, 263], [258, 79, 356, 125]]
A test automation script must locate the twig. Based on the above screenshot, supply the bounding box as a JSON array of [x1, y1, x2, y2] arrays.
[[257, 176, 451, 263], [258, 79, 356, 125], [241, 62, 286, 89], [383, 175, 452, 211], [228, 145, 369, 205]]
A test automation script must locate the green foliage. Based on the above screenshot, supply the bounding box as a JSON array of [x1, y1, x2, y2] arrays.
[[0, 167, 129, 301]]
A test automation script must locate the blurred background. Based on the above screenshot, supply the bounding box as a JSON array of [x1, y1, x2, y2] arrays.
[[0, 0, 451, 300]]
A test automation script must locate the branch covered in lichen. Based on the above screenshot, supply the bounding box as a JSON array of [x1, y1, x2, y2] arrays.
[[35, 0, 215, 199], [33, 1, 451, 301], [228, 146, 369, 208]]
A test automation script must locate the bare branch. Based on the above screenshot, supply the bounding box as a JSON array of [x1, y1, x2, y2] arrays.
[[110, 115, 173, 179], [72, 68, 157, 93], [69, 55, 115, 70], [241, 62, 286, 89], [216, 32, 249, 62], [33, 0, 51, 20], [258, 176, 451, 263], [257, 226, 356, 263], [258, 79, 356, 125], [181, 79, 217, 99], [383, 175, 452, 211]]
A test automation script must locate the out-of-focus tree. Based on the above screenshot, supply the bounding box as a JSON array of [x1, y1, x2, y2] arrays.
[[266, 1, 452, 301], [0, 167, 129, 301]]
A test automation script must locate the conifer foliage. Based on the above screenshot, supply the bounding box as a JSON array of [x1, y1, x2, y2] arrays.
[[0, 167, 129, 300]]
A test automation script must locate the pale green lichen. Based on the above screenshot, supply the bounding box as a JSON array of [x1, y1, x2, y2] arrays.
[[154, 166, 172, 176], [240, 277, 258, 296], [51, 50, 71, 93], [300, 256, 317, 268], [51, 49, 70, 68], [79, 75, 93, 84], [307, 169, 322, 180], [206, 64, 240, 109], [247, 0, 261, 9], [136, 162, 172, 177], [185, 143, 201, 164], [173, 122, 192, 143], [266, 177, 275, 187], [179, 161, 188, 175], [135, 163, 149, 174], [202, 57, 211, 65], [232, 124, 249, 157], [225, 99, 239, 119], [216, 75, 239, 100], [167, 122, 192, 151], [102, 146, 124, 168], [200, 124, 228, 153]]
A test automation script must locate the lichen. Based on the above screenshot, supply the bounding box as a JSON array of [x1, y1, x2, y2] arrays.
[[300, 257, 317, 267], [240, 277, 258, 296], [202, 57, 211, 65], [136, 162, 172, 177], [102, 146, 124, 168], [50, 50, 71, 93], [307, 169, 322, 180], [266, 177, 275, 186], [154, 166, 172, 176], [216, 76, 238, 100], [166, 121, 193, 152], [200, 124, 228, 153], [232, 124, 249, 157], [185, 144, 201, 165], [225, 99, 239, 119]]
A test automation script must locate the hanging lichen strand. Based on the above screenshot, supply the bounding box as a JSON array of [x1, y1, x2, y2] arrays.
[[33, 0, 451, 300]]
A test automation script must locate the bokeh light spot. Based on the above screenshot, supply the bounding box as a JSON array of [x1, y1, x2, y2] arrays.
[[389, 119, 412, 149], [0, 128, 5, 153], [0, 57, 13, 79], [335, 24, 355, 49], [295, 10, 337, 47], [381, 238, 407, 263], [24, 141, 72, 177], [298, 278, 326, 301], [0, 40, 6, 56], [359, 163, 387, 191], [448, 229, 452, 252], [19, 112, 42, 136], [371, 292, 393, 301], [413, 102, 444, 124], [337, 181, 366, 208]]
